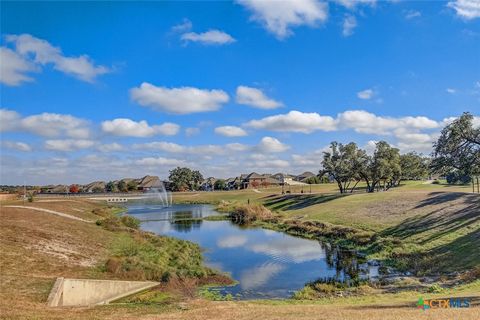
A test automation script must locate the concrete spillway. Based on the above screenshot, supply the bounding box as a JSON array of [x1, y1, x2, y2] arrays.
[[47, 278, 159, 307]]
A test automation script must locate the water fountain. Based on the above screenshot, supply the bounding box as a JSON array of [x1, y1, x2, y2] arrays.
[[144, 180, 172, 207]]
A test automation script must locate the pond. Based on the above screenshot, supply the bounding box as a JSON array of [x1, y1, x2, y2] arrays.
[[127, 204, 378, 299]]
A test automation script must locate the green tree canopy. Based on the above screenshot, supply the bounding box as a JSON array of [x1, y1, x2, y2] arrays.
[[106, 181, 117, 193], [400, 152, 429, 181], [117, 180, 128, 192], [361, 141, 401, 192], [431, 112, 480, 176], [168, 167, 204, 191], [322, 142, 368, 193], [214, 179, 226, 190]]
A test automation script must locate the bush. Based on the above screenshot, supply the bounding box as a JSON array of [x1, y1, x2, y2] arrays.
[[446, 171, 472, 184], [97, 215, 141, 231], [229, 204, 273, 224], [428, 283, 444, 293], [120, 215, 140, 229], [199, 288, 233, 301], [293, 279, 372, 300], [432, 180, 440, 184]]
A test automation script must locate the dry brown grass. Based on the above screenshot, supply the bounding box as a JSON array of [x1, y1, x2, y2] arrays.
[[229, 204, 274, 224], [0, 201, 120, 318], [118, 299, 480, 320], [1, 198, 478, 320]]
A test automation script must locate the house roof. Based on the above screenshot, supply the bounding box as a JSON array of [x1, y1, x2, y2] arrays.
[[264, 177, 281, 184], [138, 175, 162, 188], [273, 173, 295, 179], [83, 181, 105, 191], [296, 171, 315, 179], [246, 172, 264, 179]]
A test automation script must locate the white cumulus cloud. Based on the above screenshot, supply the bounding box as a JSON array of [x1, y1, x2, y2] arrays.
[[0, 47, 38, 86], [5, 34, 109, 83], [130, 82, 229, 114], [342, 15, 357, 37], [171, 18, 193, 33], [335, 0, 376, 9], [1, 141, 32, 152], [97, 143, 124, 152], [0, 109, 91, 138], [44, 139, 95, 152], [134, 157, 188, 167], [215, 126, 248, 137], [245, 110, 337, 133], [181, 30, 236, 45], [405, 10, 421, 19], [337, 110, 439, 135], [101, 118, 180, 137], [357, 88, 374, 99], [447, 0, 480, 20], [236, 86, 283, 109], [237, 0, 328, 39], [256, 136, 290, 153]]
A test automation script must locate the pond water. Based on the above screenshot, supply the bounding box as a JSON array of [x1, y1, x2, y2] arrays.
[[127, 204, 378, 299]]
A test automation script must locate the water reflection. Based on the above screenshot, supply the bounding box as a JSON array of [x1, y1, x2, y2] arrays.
[[217, 235, 248, 248], [129, 204, 377, 299], [239, 262, 285, 290], [249, 237, 325, 263], [170, 211, 203, 233]]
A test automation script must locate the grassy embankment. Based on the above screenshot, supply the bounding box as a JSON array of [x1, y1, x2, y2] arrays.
[[1, 189, 479, 319], [0, 198, 231, 319], [175, 181, 479, 276]]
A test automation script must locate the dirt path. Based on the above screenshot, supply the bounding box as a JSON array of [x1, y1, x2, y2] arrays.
[[3, 205, 93, 223]]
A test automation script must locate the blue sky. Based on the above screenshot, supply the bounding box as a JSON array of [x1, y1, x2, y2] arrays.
[[1, 0, 479, 184]]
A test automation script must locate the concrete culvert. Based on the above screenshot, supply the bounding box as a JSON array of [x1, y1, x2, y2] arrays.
[[47, 278, 159, 307]]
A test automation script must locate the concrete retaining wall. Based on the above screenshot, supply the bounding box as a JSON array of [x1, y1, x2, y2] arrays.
[[47, 278, 159, 307]]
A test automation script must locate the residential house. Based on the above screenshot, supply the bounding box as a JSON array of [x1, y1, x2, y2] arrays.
[[295, 171, 316, 182], [239, 172, 281, 189], [137, 175, 162, 191]]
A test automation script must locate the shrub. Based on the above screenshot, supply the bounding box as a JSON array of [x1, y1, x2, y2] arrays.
[[97, 215, 141, 231], [428, 283, 444, 293], [120, 215, 140, 229], [229, 204, 273, 224], [198, 288, 233, 301], [446, 171, 471, 184], [292, 286, 317, 300]]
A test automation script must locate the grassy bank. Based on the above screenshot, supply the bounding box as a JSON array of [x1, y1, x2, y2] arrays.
[[177, 181, 479, 277], [1, 191, 478, 319], [0, 198, 231, 319]]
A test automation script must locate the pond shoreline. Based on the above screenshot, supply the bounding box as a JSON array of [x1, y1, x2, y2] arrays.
[[128, 203, 380, 300], [167, 199, 477, 297]]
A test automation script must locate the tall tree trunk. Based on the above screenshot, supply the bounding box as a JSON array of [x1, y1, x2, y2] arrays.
[[350, 180, 360, 193], [335, 179, 344, 193]]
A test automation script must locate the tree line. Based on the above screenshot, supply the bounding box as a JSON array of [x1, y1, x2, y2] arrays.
[[321, 112, 479, 194]]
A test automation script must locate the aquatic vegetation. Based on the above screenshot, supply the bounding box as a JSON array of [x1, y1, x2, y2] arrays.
[[228, 204, 274, 224]]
